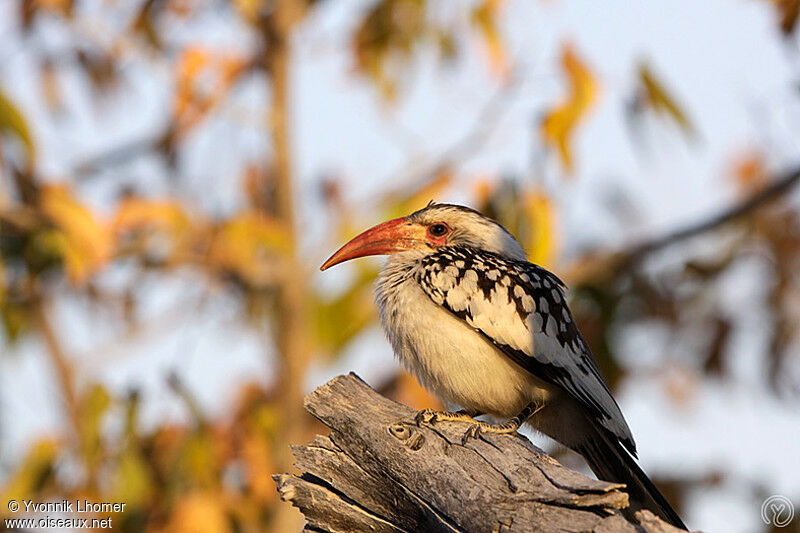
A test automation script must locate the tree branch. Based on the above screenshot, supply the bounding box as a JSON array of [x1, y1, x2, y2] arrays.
[[563, 164, 800, 285], [626, 164, 800, 260], [274, 374, 684, 533]]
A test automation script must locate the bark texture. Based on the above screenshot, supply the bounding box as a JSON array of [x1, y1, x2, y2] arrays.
[[274, 373, 685, 533]]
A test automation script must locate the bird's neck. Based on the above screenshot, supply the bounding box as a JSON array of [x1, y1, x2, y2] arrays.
[[375, 251, 426, 307], [379, 251, 424, 283]]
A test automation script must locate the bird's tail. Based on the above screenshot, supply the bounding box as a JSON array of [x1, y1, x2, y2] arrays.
[[576, 424, 687, 530]]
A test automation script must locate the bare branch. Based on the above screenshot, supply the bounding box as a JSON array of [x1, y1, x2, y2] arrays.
[[627, 165, 800, 260], [564, 164, 800, 285]]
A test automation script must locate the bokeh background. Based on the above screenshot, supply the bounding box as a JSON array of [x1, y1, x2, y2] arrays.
[[2, 0, 800, 531]]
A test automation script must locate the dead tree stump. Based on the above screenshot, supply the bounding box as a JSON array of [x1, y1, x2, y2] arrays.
[[274, 373, 684, 533]]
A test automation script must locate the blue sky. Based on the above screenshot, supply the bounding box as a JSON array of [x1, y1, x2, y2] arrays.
[[2, 1, 800, 531]]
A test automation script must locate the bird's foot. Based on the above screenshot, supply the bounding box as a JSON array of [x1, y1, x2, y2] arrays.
[[412, 408, 517, 445], [460, 419, 522, 445], [413, 408, 479, 427], [459, 401, 544, 445]]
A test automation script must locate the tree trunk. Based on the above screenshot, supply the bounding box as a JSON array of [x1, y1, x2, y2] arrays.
[[265, 2, 312, 530], [274, 373, 685, 533]]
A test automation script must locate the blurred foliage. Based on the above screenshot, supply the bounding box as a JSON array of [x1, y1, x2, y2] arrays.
[[635, 62, 695, 138], [0, 380, 282, 532], [0, 89, 35, 171], [769, 0, 800, 35], [352, 0, 508, 99], [540, 44, 598, 174], [1, 0, 800, 531]]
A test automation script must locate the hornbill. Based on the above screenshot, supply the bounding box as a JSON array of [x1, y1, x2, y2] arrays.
[[320, 202, 687, 530]]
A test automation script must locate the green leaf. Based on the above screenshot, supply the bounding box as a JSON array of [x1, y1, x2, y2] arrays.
[[80, 383, 112, 469], [0, 88, 36, 170], [637, 62, 695, 137], [112, 450, 154, 508]]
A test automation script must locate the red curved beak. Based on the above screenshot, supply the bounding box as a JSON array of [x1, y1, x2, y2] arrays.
[[320, 217, 424, 271]]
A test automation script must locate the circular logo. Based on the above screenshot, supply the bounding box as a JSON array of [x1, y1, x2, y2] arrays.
[[8, 500, 20, 512], [762, 495, 795, 528]]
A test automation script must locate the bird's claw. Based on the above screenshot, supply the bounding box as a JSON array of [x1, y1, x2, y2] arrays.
[[461, 424, 483, 445], [414, 408, 440, 426], [410, 409, 521, 445], [462, 420, 522, 444], [413, 408, 476, 426]]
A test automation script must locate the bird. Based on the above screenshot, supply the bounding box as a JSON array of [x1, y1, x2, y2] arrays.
[[320, 202, 687, 530]]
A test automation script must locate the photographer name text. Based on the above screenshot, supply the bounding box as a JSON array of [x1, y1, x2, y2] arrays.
[[6, 499, 125, 529], [18, 500, 125, 514]]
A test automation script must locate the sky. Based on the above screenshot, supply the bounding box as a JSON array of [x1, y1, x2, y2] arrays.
[[2, 1, 800, 531]]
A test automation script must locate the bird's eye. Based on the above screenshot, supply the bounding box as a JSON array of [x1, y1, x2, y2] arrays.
[[428, 223, 449, 237]]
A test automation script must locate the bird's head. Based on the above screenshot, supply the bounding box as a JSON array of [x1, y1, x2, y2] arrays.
[[320, 202, 526, 270]]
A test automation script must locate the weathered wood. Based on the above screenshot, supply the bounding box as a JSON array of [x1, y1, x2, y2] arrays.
[[274, 373, 684, 533]]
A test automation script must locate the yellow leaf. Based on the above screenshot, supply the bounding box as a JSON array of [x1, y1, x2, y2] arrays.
[[168, 492, 231, 533], [541, 44, 598, 174], [233, 0, 262, 23], [113, 197, 194, 262], [637, 62, 694, 136], [0, 439, 59, 517], [471, 180, 558, 268], [472, 0, 509, 78], [0, 88, 36, 170], [39, 184, 112, 284], [209, 212, 290, 288], [114, 197, 189, 232], [524, 190, 557, 268]]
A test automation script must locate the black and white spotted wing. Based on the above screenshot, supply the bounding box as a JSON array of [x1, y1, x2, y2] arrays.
[[415, 246, 635, 453]]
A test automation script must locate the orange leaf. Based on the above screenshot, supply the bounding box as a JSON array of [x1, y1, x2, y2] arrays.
[[232, 0, 261, 24], [541, 44, 598, 174], [173, 47, 246, 137], [241, 432, 276, 503], [472, 0, 509, 78], [730, 152, 768, 194], [168, 492, 231, 533], [39, 184, 112, 284], [33, 0, 72, 15]]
